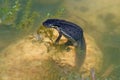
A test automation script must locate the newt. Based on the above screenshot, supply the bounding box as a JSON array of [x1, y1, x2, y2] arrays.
[[43, 19, 86, 69]]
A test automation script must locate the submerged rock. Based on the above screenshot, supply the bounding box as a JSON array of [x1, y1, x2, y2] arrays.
[[0, 33, 103, 80]]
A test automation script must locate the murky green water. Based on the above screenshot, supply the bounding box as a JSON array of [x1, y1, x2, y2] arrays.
[[0, 0, 120, 79]]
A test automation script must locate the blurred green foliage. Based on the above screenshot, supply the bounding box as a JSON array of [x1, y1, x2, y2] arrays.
[[0, 0, 65, 32], [0, 0, 40, 32], [0, 0, 20, 25]]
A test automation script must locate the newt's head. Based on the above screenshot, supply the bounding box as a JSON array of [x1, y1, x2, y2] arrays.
[[43, 19, 60, 28]]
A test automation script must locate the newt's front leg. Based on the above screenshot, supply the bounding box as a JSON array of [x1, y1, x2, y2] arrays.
[[54, 31, 62, 45]]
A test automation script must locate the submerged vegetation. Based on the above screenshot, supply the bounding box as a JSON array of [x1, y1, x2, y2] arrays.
[[0, 0, 65, 32], [0, 0, 20, 25]]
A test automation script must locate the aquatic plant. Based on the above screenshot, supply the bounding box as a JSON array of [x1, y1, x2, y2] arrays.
[[0, 0, 20, 25], [0, 0, 65, 34]]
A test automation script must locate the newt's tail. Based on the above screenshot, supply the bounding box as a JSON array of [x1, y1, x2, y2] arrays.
[[77, 36, 86, 53], [74, 36, 86, 70]]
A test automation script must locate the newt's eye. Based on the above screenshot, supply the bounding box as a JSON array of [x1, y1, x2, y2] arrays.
[[49, 24, 53, 27]]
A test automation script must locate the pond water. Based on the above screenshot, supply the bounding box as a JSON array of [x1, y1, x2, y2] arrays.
[[0, 0, 120, 79]]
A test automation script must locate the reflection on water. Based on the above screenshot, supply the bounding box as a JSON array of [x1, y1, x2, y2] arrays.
[[0, 0, 120, 79]]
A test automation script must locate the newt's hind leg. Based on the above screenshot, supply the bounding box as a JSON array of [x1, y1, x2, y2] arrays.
[[64, 40, 73, 46], [63, 40, 73, 51]]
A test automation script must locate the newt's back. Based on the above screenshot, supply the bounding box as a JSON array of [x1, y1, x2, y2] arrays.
[[43, 19, 84, 42]]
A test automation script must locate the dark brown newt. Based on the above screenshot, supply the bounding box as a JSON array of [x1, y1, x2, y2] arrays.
[[43, 19, 86, 69]]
